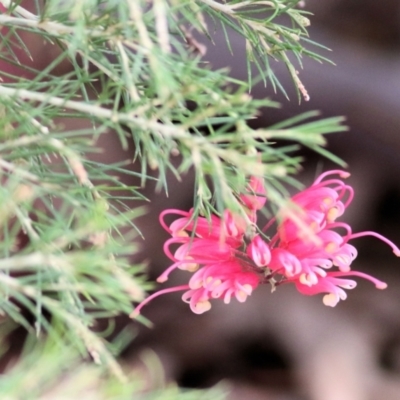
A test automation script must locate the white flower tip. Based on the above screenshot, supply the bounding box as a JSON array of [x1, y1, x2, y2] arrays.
[[236, 285, 253, 303], [376, 282, 388, 290], [157, 276, 168, 283], [189, 279, 203, 289], [323, 293, 339, 307], [193, 300, 212, 314], [340, 171, 351, 179], [236, 290, 248, 302], [339, 265, 351, 273], [393, 249, 400, 257], [184, 263, 200, 272], [299, 273, 314, 287], [242, 284, 253, 295]]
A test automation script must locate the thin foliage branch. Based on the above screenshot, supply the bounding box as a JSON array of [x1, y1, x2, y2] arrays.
[[0, 84, 189, 137], [0, 272, 128, 382], [0, 0, 348, 395], [197, 0, 321, 100]]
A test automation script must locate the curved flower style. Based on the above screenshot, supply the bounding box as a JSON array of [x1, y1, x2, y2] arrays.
[[132, 171, 400, 316]]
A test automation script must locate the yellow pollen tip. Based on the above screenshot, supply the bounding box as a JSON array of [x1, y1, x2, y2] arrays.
[[327, 207, 339, 222], [185, 263, 200, 272], [323, 197, 333, 206], [323, 293, 339, 307], [241, 283, 253, 296], [190, 279, 203, 289], [236, 290, 247, 302], [179, 256, 199, 272], [175, 230, 189, 237], [325, 242, 337, 253], [299, 273, 311, 286], [195, 300, 211, 314], [157, 276, 168, 283], [206, 276, 213, 284]]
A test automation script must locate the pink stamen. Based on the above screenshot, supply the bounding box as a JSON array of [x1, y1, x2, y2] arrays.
[[313, 170, 350, 185], [163, 237, 189, 261], [332, 184, 353, 207], [328, 271, 387, 289], [328, 222, 353, 237], [159, 209, 190, 233], [157, 260, 195, 283], [262, 216, 276, 233], [340, 185, 354, 208], [312, 179, 348, 191], [350, 231, 400, 256], [131, 285, 190, 317]]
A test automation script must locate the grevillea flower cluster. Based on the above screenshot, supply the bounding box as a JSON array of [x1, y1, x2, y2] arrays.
[[133, 171, 400, 315]]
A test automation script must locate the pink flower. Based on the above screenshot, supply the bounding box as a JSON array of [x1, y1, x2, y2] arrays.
[[132, 170, 400, 317], [277, 170, 354, 243], [269, 170, 399, 305], [133, 204, 264, 315], [132, 176, 268, 316]]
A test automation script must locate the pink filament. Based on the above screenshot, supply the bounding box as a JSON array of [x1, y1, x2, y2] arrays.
[[341, 185, 354, 208], [156, 260, 193, 282], [159, 209, 190, 233], [350, 231, 400, 256], [313, 170, 350, 185], [163, 238, 189, 261], [328, 271, 387, 289], [132, 285, 190, 316], [328, 222, 353, 237], [262, 216, 277, 233]]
